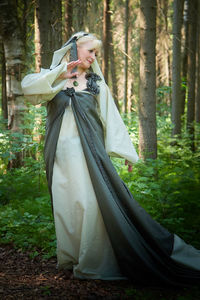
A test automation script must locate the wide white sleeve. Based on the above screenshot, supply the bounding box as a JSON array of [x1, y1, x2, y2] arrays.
[[97, 82, 139, 164], [21, 63, 68, 105]]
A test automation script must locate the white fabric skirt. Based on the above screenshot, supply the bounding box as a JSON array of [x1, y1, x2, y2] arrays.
[[52, 105, 125, 279]]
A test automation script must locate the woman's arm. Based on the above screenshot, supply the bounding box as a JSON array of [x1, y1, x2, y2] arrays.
[[21, 60, 81, 105], [97, 82, 139, 165]]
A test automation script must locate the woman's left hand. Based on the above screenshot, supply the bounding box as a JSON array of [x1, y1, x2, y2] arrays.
[[125, 160, 133, 172]]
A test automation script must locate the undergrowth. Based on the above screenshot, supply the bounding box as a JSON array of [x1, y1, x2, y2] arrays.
[[0, 107, 200, 258]]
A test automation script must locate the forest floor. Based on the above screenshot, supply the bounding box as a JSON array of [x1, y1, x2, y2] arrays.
[[0, 244, 199, 300]]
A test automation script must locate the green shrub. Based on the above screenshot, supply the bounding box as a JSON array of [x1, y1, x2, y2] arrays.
[[0, 108, 200, 257], [0, 196, 56, 258]]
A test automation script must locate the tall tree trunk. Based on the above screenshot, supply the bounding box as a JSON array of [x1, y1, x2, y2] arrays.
[[187, 0, 198, 150], [35, 0, 62, 70], [34, 8, 41, 73], [195, 0, 200, 123], [64, 0, 73, 42], [110, 28, 119, 110], [35, 0, 51, 69], [34, 0, 62, 154], [171, 0, 184, 136], [181, 0, 189, 116], [22, 0, 28, 54], [51, 0, 62, 51], [156, 0, 170, 94], [0, 0, 26, 167], [123, 0, 129, 113], [102, 0, 111, 84], [1, 41, 8, 120], [73, 0, 87, 31], [139, 0, 157, 159]]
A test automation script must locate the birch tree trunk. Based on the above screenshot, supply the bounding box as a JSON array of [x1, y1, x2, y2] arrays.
[[139, 0, 157, 159], [0, 0, 26, 167], [187, 0, 198, 150], [171, 0, 184, 136]]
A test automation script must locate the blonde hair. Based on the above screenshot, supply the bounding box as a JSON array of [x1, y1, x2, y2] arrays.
[[74, 32, 102, 50], [61, 32, 102, 64]]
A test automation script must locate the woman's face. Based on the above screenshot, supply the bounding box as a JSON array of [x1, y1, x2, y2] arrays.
[[77, 41, 98, 70]]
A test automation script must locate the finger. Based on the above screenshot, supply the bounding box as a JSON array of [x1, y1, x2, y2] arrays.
[[68, 72, 78, 78], [67, 59, 81, 67], [128, 165, 133, 172]]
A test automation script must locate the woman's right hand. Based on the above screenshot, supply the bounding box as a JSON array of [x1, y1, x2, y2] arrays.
[[58, 59, 81, 79], [125, 159, 133, 172]]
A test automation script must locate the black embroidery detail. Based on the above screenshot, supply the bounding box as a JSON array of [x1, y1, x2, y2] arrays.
[[64, 73, 101, 96], [64, 87, 75, 97], [85, 72, 101, 95]]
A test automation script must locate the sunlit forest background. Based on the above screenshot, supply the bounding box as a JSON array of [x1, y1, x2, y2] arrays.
[[0, 0, 200, 261]]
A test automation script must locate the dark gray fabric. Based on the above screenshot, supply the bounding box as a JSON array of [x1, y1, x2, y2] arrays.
[[44, 91, 70, 196], [69, 38, 78, 76], [44, 89, 200, 287]]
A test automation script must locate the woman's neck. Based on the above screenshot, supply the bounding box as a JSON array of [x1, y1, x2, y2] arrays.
[[77, 67, 87, 77], [63, 67, 88, 91]]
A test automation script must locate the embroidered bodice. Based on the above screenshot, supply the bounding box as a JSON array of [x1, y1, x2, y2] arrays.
[[64, 72, 101, 97]]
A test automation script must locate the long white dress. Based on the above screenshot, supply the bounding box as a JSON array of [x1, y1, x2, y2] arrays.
[[52, 102, 125, 279], [21, 57, 200, 286], [21, 60, 139, 280]]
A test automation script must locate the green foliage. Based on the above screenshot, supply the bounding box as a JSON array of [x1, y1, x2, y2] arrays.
[[0, 196, 56, 258], [0, 108, 200, 258], [0, 156, 55, 257], [0, 104, 47, 205], [121, 112, 139, 148], [0, 104, 56, 258], [0, 104, 46, 169], [0, 160, 47, 204]]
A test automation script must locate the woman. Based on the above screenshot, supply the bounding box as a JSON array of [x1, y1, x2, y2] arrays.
[[21, 32, 200, 286]]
